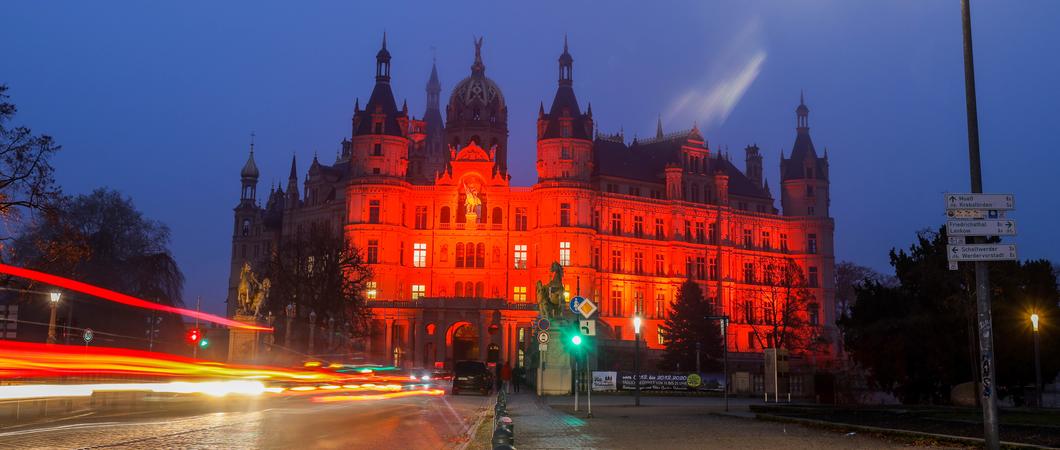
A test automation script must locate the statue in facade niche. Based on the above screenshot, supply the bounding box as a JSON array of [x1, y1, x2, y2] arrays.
[[463, 181, 481, 218], [536, 261, 565, 319]]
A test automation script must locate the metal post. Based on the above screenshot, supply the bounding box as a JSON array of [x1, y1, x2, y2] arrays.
[[574, 353, 579, 412], [723, 318, 729, 412], [696, 341, 701, 374], [634, 330, 641, 406], [47, 301, 58, 344], [960, 1, 999, 447], [193, 296, 201, 359], [586, 350, 593, 418], [1034, 327, 1042, 408], [308, 311, 317, 356]]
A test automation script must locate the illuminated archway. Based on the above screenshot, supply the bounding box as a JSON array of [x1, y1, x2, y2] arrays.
[[446, 321, 478, 362]]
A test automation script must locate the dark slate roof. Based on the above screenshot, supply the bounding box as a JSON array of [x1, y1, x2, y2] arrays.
[[353, 82, 407, 137], [593, 134, 771, 200], [782, 129, 827, 181], [541, 86, 591, 140]]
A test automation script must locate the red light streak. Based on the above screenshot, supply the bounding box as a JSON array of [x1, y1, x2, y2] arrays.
[[310, 389, 445, 403], [0, 263, 270, 331]]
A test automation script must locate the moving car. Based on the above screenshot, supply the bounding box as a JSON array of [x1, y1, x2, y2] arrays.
[[451, 360, 493, 395]]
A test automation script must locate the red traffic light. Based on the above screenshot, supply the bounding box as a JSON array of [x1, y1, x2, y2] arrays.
[[186, 328, 201, 344]]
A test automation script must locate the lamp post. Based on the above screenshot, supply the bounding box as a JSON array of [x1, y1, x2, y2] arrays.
[[284, 303, 296, 348], [1031, 313, 1041, 408], [47, 292, 62, 344], [706, 315, 730, 412], [308, 310, 317, 356], [633, 314, 642, 407]]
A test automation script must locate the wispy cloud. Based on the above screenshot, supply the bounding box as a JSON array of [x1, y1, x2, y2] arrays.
[[664, 17, 766, 129]]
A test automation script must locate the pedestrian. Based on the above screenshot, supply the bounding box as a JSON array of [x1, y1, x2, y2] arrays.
[[501, 361, 513, 394], [512, 365, 525, 393]]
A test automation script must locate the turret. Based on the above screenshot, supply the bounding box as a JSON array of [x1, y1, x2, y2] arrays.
[[239, 135, 259, 207], [780, 92, 830, 217], [744, 144, 763, 188], [285, 155, 299, 208], [536, 36, 594, 182], [349, 33, 410, 180]]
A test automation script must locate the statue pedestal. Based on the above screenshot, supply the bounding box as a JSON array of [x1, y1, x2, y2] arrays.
[[536, 319, 573, 396], [227, 314, 260, 364]]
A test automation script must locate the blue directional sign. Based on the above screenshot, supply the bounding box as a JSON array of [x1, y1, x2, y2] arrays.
[[569, 296, 585, 314]]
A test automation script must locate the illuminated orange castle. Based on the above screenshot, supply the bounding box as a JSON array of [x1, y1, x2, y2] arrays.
[[228, 35, 836, 372]]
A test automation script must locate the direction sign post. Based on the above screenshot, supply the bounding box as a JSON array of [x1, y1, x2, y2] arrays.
[[946, 219, 1016, 237], [948, 244, 1018, 262], [945, 193, 1014, 210]]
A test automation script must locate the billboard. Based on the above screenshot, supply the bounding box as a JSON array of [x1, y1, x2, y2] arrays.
[[617, 372, 725, 392]]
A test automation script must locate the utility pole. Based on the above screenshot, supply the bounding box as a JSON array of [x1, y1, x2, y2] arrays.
[[960, 1, 999, 447], [193, 296, 201, 359]]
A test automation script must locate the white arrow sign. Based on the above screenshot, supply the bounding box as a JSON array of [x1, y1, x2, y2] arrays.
[[947, 244, 1018, 261], [946, 219, 1017, 237], [945, 193, 1014, 211]]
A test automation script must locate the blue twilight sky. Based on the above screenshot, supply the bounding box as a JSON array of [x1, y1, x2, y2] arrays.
[[3, 1, 1059, 315]]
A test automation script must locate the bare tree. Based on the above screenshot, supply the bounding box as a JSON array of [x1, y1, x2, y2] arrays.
[[834, 261, 892, 320], [0, 85, 61, 227], [744, 257, 827, 356]]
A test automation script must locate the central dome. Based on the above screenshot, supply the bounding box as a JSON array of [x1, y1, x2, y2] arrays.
[[449, 74, 505, 111]]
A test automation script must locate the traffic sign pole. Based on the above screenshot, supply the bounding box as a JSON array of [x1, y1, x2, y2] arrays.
[[960, 1, 1000, 446]]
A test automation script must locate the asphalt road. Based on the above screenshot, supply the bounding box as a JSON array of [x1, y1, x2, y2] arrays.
[[0, 392, 493, 450]]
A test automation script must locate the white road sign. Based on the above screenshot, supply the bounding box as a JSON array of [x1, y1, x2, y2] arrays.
[[579, 319, 596, 336], [537, 331, 549, 344], [946, 219, 1016, 237], [947, 244, 1018, 261], [945, 193, 1014, 211]]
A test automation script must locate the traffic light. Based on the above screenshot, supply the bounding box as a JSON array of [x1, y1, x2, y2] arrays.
[[186, 328, 201, 345], [198, 337, 209, 348], [571, 335, 582, 346]]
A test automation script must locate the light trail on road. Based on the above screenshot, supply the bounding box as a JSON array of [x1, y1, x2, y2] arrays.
[[0, 263, 270, 331], [310, 389, 445, 403]]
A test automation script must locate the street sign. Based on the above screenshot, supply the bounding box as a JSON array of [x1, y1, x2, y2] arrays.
[[945, 193, 1014, 210], [569, 296, 585, 314], [946, 219, 1017, 237], [83, 328, 93, 344], [579, 319, 596, 336], [538, 343, 547, 352], [537, 318, 551, 331], [946, 209, 1007, 219], [576, 298, 598, 319], [949, 261, 959, 271], [538, 331, 549, 344], [948, 237, 964, 245], [947, 244, 1018, 261]]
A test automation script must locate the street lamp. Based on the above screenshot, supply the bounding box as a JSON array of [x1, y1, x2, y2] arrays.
[[633, 314, 642, 407], [47, 292, 62, 344], [1031, 313, 1041, 408]]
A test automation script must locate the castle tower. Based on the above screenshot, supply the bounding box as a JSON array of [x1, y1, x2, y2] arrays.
[[536, 37, 594, 182], [285, 154, 299, 209], [350, 33, 410, 179], [422, 60, 446, 178], [445, 38, 509, 175], [781, 92, 830, 217], [229, 138, 262, 317]]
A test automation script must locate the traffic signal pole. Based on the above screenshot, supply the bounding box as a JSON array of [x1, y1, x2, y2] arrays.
[[960, 1, 999, 447]]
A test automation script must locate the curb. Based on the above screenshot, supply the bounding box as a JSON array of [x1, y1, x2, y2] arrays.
[[754, 413, 1056, 450], [455, 394, 497, 450]]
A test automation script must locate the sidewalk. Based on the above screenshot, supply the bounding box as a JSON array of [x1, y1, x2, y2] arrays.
[[504, 391, 601, 449], [508, 393, 908, 449]]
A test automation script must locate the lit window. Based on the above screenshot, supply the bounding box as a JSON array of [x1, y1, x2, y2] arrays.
[[655, 292, 666, 319], [413, 243, 427, 268], [366, 281, 378, 300], [559, 241, 571, 266], [514, 244, 528, 269], [411, 284, 425, 300], [657, 328, 665, 345], [513, 286, 527, 302]]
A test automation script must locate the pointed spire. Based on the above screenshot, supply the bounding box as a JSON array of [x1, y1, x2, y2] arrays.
[[656, 114, 664, 139], [375, 32, 392, 83], [564, 34, 569, 53], [354, 98, 360, 113], [538, 101, 545, 118], [288, 154, 298, 180], [586, 102, 593, 117], [241, 133, 260, 180], [558, 35, 573, 86], [800, 89, 804, 106], [796, 89, 809, 130], [402, 98, 408, 113]]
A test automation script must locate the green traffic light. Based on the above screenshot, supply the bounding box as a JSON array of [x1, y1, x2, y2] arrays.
[[571, 335, 582, 345], [199, 338, 209, 348]]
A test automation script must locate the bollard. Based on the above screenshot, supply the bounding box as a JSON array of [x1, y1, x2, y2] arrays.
[[491, 425, 514, 447]]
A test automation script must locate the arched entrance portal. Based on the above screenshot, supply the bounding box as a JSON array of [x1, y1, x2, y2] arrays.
[[451, 323, 479, 361]]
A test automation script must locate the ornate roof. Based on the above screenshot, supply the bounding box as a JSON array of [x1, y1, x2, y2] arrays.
[[447, 38, 506, 121]]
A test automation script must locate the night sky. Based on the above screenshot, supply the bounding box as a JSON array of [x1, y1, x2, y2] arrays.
[[4, 1, 1058, 314]]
